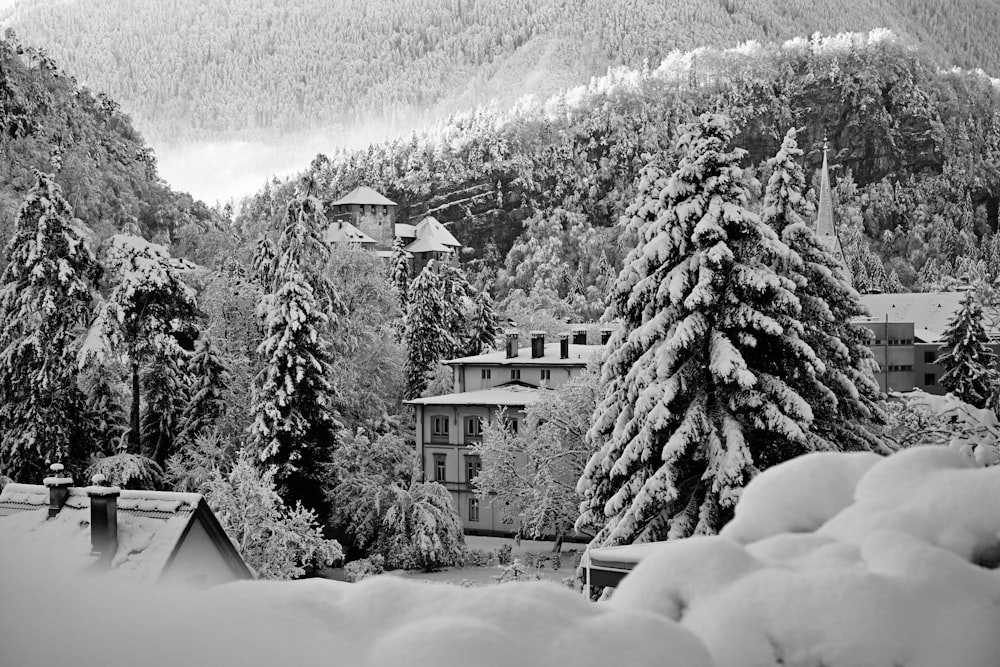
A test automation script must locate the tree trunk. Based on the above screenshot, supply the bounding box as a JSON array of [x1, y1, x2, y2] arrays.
[[129, 359, 140, 452], [552, 530, 564, 553]]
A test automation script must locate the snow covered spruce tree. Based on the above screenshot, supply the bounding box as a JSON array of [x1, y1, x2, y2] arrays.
[[403, 261, 447, 399], [0, 171, 101, 482], [466, 288, 500, 356], [577, 114, 823, 546], [761, 128, 889, 453], [84, 233, 198, 461], [250, 188, 343, 516], [937, 290, 998, 409], [389, 235, 410, 308]]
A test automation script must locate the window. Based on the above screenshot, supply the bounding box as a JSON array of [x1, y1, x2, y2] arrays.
[[465, 417, 483, 436], [433, 454, 446, 481], [924, 351, 937, 364], [465, 455, 481, 482], [540, 369, 551, 381], [468, 497, 480, 522], [886, 365, 913, 372], [510, 368, 521, 381], [924, 373, 936, 386], [382, 205, 388, 215], [510, 419, 518, 434], [481, 368, 491, 380], [432, 416, 449, 436]]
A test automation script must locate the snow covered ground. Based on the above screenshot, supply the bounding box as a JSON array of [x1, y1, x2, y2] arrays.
[[5, 446, 1000, 666]]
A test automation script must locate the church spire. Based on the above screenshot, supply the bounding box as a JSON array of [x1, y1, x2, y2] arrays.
[[815, 136, 849, 274]]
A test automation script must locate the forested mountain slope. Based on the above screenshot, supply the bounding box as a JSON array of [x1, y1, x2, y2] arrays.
[[3, 0, 999, 142], [238, 32, 1000, 313], [0, 33, 213, 260]]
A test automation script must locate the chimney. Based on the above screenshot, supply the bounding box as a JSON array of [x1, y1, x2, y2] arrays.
[[530, 331, 545, 359], [43, 463, 73, 519], [87, 474, 120, 566], [505, 330, 519, 359], [571, 326, 588, 346], [600, 326, 615, 345], [559, 332, 570, 359]]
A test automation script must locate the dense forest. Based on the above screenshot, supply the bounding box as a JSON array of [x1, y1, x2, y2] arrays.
[[239, 31, 1000, 310], [3, 0, 1000, 142], [0, 32, 214, 258]]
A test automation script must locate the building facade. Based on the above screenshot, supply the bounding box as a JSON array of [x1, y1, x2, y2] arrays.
[[407, 331, 603, 536]]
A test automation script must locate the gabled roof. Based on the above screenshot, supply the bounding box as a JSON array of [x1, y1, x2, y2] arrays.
[[330, 186, 397, 207], [0, 484, 251, 584], [414, 216, 461, 248], [445, 343, 601, 367], [405, 237, 452, 254], [325, 220, 377, 246], [405, 381, 546, 407]]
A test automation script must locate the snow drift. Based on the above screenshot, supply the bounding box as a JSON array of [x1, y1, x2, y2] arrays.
[[4, 445, 1000, 666]]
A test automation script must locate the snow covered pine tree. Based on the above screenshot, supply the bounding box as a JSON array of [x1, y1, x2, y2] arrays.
[[761, 128, 889, 453], [937, 290, 999, 410], [577, 114, 824, 547], [0, 170, 101, 481]]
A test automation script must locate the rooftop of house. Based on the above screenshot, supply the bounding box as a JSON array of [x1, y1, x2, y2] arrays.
[[413, 216, 461, 248], [330, 186, 397, 207], [406, 381, 546, 407], [857, 291, 992, 343], [395, 223, 417, 238], [325, 219, 376, 246], [0, 481, 251, 584], [405, 237, 453, 254], [446, 342, 602, 366]]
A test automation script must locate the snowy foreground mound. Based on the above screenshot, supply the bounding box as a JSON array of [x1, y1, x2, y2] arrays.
[[612, 446, 1000, 667], [4, 446, 1000, 667]]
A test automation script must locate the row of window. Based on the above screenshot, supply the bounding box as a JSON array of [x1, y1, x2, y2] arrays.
[[873, 339, 914, 346], [431, 416, 517, 436], [432, 453, 482, 483], [885, 365, 914, 372], [480, 368, 550, 381]]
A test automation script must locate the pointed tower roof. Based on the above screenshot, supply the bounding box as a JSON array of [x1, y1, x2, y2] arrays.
[[815, 138, 849, 275]]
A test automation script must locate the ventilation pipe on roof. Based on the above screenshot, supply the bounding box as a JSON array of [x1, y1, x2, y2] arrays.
[[505, 330, 519, 359], [571, 326, 588, 346], [43, 463, 73, 519], [87, 474, 120, 566], [559, 332, 570, 359], [530, 331, 545, 359]]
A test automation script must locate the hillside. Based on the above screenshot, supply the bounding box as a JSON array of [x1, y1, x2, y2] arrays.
[[235, 31, 1000, 312], [3, 0, 1000, 143], [0, 33, 213, 260]]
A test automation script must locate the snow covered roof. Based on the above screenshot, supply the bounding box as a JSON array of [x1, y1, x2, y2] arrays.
[[404, 237, 452, 254], [914, 327, 941, 344], [446, 343, 600, 366], [406, 382, 546, 407], [857, 292, 989, 341], [324, 220, 377, 246], [413, 216, 461, 247], [330, 186, 397, 207], [395, 223, 417, 239], [0, 483, 251, 584]]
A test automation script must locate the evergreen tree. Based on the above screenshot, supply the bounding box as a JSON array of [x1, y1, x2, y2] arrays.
[[177, 337, 232, 448], [937, 290, 998, 409], [0, 171, 101, 482], [250, 190, 342, 516], [577, 114, 822, 547], [403, 262, 447, 400], [389, 236, 410, 308], [437, 262, 477, 357], [762, 128, 889, 454], [85, 234, 198, 453], [465, 289, 500, 356], [81, 361, 129, 452], [140, 345, 189, 466]]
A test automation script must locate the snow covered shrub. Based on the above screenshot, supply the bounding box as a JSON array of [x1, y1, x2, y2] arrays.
[[206, 451, 343, 579], [373, 481, 465, 571], [464, 547, 493, 567], [890, 390, 1000, 466], [86, 453, 164, 490], [344, 555, 385, 583], [0, 474, 10, 490], [552, 552, 562, 570], [491, 558, 543, 583]]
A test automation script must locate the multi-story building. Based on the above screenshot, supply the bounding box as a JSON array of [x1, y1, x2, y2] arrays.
[[327, 186, 398, 247], [856, 291, 1000, 393], [406, 329, 605, 535]]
